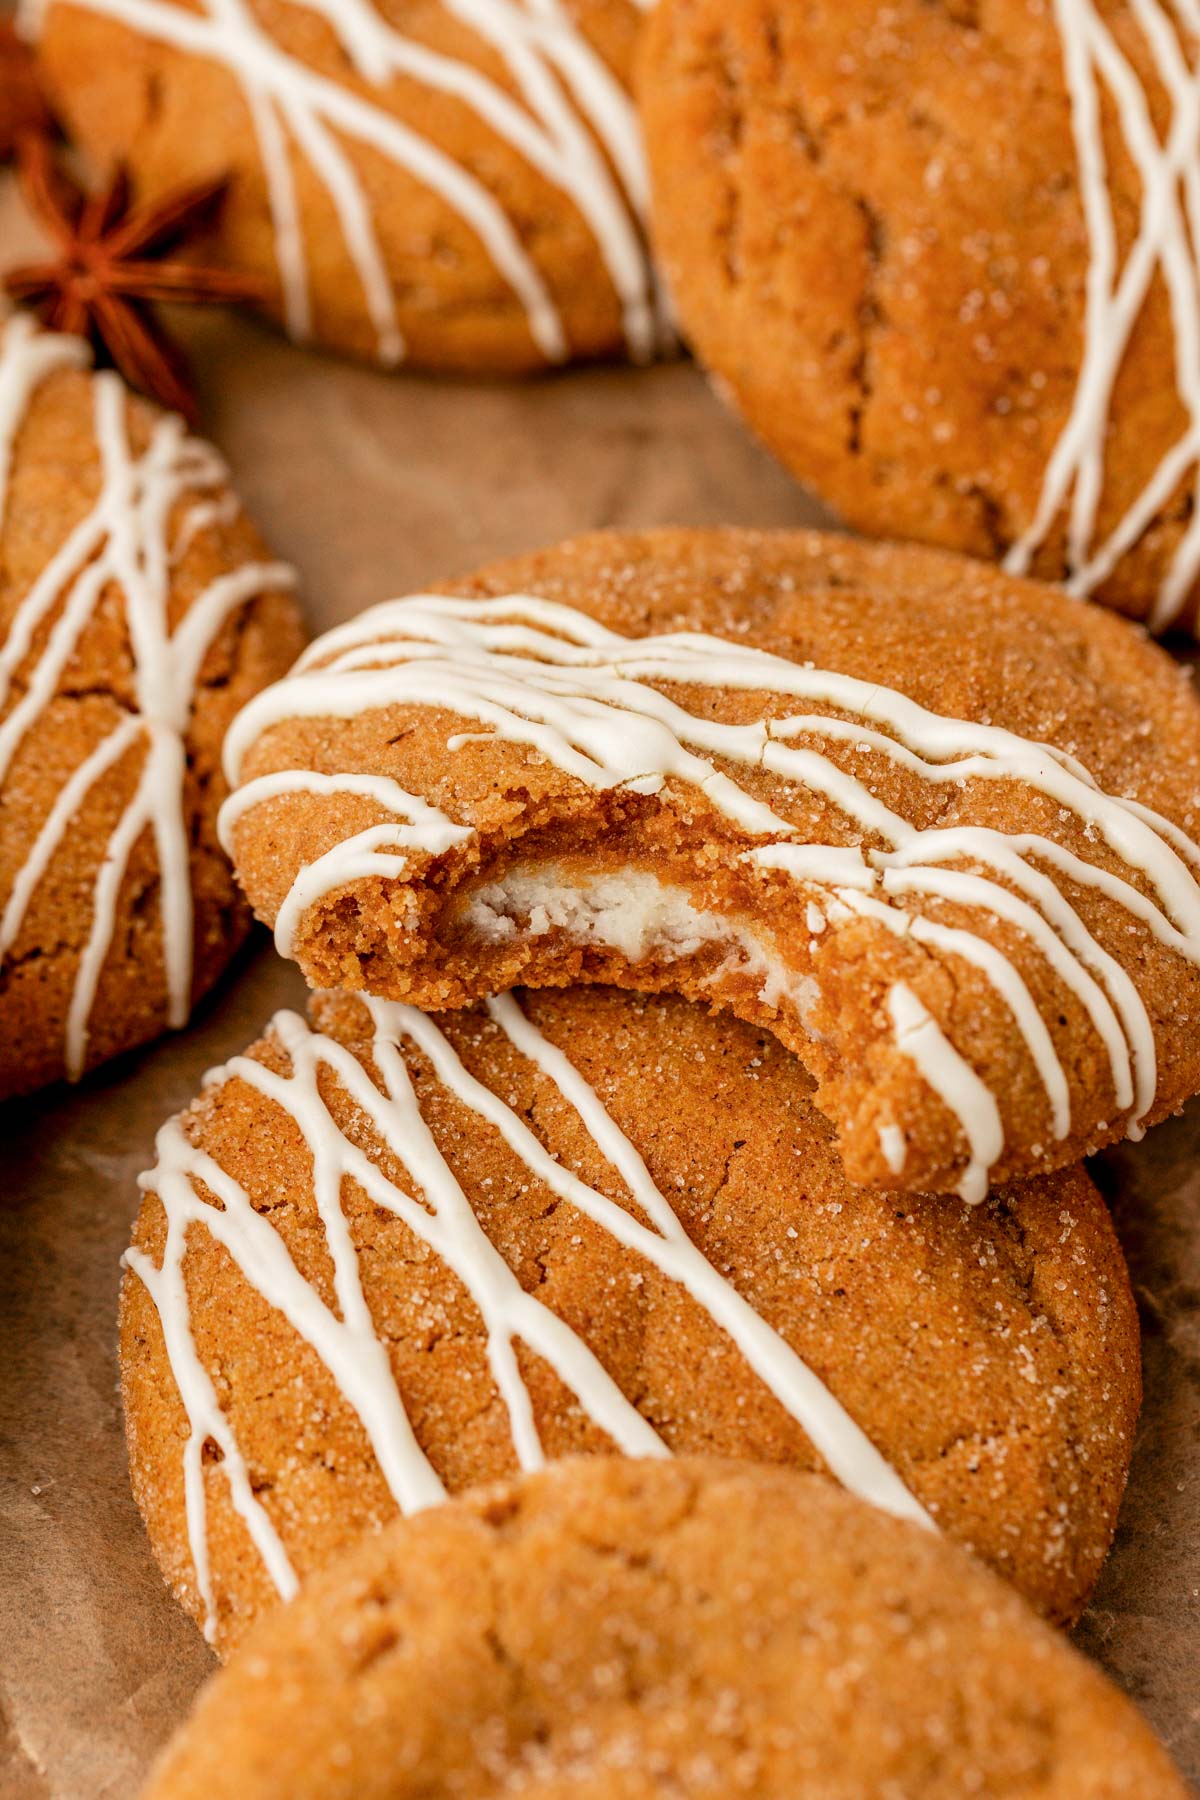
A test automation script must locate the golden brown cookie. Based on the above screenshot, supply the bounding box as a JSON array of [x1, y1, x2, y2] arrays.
[[141, 1458, 1187, 1800], [0, 314, 304, 1100], [121, 983, 1140, 1652], [29, 0, 664, 375], [640, 0, 1200, 634], [219, 527, 1200, 1199]]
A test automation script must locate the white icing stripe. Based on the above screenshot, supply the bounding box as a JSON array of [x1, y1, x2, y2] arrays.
[[22, 0, 662, 366], [836, 886, 1072, 1143], [221, 588, 1200, 1193], [0, 318, 296, 1078], [217, 769, 471, 957], [236, 596, 1200, 934], [877, 1121, 907, 1176], [0, 717, 141, 966], [128, 993, 931, 1638], [246, 77, 312, 344], [878, 853, 1151, 1118], [0, 314, 89, 521], [171, 492, 240, 567], [887, 986, 1005, 1206], [124, 1154, 302, 1622], [879, 864, 1138, 1113], [1006, 0, 1200, 630], [483, 995, 921, 1513]]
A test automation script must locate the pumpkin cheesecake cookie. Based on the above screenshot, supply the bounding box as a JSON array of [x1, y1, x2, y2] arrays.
[[640, 0, 1200, 634], [219, 527, 1200, 1199], [142, 1458, 1187, 1800], [27, 0, 664, 374], [121, 984, 1140, 1651], [0, 315, 303, 1100]]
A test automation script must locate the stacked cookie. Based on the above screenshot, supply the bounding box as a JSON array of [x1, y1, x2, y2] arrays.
[[118, 526, 1200, 1792], [4, 0, 1200, 1786]]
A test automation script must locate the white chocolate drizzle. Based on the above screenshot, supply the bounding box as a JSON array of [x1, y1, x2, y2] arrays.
[[20, 0, 662, 366], [0, 315, 295, 1078], [221, 590, 1200, 1199], [887, 985, 1004, 1207], [127, 990, 931, 1641], [1006, 0, 1200, 630]]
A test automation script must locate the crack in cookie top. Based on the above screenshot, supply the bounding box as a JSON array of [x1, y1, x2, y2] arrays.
[[128, 991, 933, 1641], [1004, 0, 1200, 630], [221, 583, 1200, 1204], [21, 0, 663, 367], [0, 314, 295, 1079]]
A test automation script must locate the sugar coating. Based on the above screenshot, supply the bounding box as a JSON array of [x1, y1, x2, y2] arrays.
[[0, 317, 303, 1098], [642, 0, 1200, 631], [141, 1459, 1188, 1800], [30, 0, 664, 374], [221, 527, 1200, 1197], [121, 984, 1140, 1653]]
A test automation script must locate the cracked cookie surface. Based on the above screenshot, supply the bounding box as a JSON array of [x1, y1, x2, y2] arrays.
[[32, 0, 660, 374], [0, 317, 304, 1099], [142, 1457, 1186, 1800], [121, 983, 1139, 1651], [640, 0, 1200, 631], [220, 526, 1200, 1198]]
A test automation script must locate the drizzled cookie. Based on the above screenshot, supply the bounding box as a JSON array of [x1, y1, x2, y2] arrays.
[[0, 316, 303, 1099], [642, 0, 1200, 633], [121, 983, 1139, 1650], [27, 0, 664, 374], [141, 1459, 1188, 1800], [219, 528, 1200, 1199]]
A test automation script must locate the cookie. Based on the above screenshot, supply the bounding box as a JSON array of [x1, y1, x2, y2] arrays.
[[219, 526, 1200, 1199], [0, 314, 304, 1099], [141, 1457, 1186, 1800], [640, 0, 1200, 634], [27, 0, 664, 375], [121, 983, 1140, 1651]]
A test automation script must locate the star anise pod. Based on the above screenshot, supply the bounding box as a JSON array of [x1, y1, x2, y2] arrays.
[[0, 22, 52, 163], [5, 135, 265, 425]]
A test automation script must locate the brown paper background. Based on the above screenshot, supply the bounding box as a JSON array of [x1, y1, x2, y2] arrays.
[[0, 151, 1197, 1797]]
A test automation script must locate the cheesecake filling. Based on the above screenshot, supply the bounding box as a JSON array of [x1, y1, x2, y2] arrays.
[[458, 864, 821, 1024]]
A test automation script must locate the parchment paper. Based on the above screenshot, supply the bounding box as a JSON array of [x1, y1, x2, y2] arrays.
[[0, 161, 1196, 1798]]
